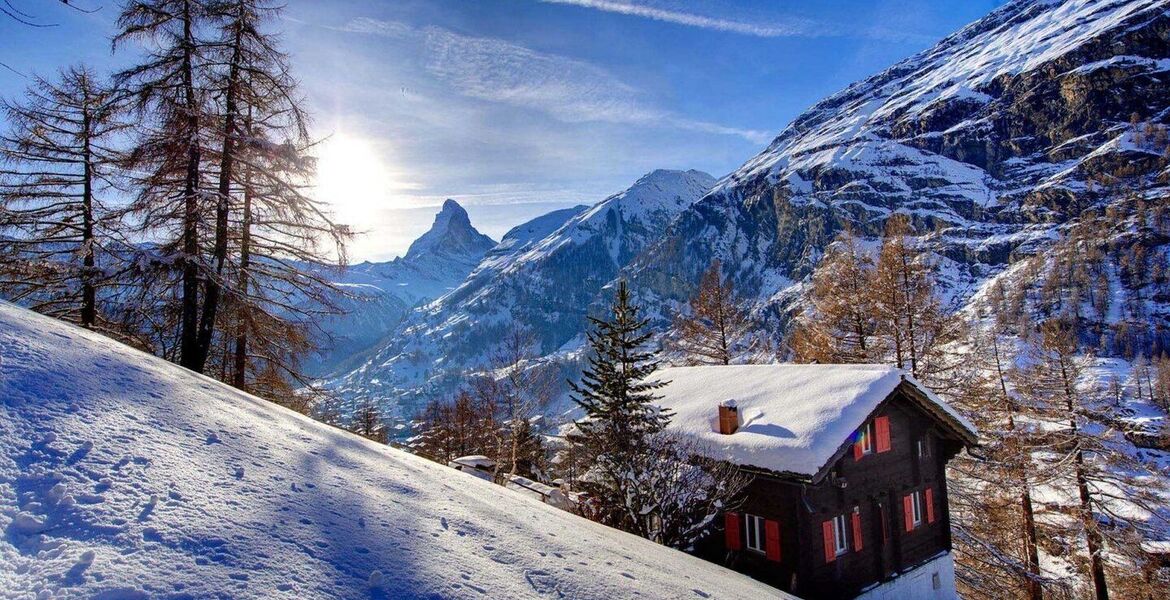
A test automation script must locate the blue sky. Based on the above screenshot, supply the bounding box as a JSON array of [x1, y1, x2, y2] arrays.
[[0, 0, 1004, 261]]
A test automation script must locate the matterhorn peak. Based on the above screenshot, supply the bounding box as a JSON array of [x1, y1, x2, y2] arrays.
[[403, 198, 495, 264]]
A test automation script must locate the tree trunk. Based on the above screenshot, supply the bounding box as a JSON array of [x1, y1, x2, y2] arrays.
[[1077, 452, 1108, 600], [1061, 355, 1108, 600], [993, 336, 1043, 600], [196, 8, 244, 370], [178, 0, 204, 372], [80, 88, 96, 328]]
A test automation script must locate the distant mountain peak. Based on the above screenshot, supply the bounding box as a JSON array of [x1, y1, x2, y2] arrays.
[[633, 169, 715, 186], [403, 199, 495, 264]]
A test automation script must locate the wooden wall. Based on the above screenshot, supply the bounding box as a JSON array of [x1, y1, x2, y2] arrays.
[[699, 390, 963, 599]]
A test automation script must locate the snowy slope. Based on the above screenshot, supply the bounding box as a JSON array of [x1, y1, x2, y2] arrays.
[[323, 170, 716, 415], [0, 301, 788, 599]]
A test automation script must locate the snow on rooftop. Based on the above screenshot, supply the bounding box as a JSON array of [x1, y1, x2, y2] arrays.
[[655, 364, 973, 477], [0, 302, 788, 599], [449, 455, 496, 469]]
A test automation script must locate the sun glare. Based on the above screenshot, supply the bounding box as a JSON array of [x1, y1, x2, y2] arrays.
[[314, 135, 394, 223]]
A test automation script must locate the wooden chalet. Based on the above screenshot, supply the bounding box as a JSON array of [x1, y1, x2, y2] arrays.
[[655, 364, 978, 600]]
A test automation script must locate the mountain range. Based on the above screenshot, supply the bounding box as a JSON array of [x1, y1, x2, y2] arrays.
[[315, 0, 1170, 424]]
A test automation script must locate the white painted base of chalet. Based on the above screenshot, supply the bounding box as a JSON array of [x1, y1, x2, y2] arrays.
[[855, 552, 957, 600]]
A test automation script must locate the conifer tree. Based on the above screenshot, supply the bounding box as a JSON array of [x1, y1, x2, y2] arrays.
[[569, 280, 671, 528], [673, 260, 752, 365], [114, 0, 217, 371], [790, 229, 877, 363], [0, 66, 128, 332]]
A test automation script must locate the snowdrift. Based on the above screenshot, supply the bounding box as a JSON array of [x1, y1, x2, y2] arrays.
[[0, 302, 786, 599]]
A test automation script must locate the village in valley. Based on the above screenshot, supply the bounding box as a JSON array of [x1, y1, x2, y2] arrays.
[[2, 0, 1170, 599]]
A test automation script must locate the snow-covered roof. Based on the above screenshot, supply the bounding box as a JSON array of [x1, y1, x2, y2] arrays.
[[655, 364, 977, 478], [0, 302, 789, 599], [450, 455, 496, 469]]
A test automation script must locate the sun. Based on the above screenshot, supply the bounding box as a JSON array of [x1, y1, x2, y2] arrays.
[[314, 134, 395, 223]]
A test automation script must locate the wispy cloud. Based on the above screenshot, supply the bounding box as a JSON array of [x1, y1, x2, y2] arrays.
[[336, 17, 771, 144], [537, 0, 818, 37], [534, 0, 938, 43]]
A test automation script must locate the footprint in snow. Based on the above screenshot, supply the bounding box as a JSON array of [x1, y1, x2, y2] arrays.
[[440, 517, 448, 530], [205, 432, 221, 445]]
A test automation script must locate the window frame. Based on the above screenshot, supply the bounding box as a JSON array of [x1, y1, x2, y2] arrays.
[[917, 438, 930, 458], [911, 490, 924, 527], [744, 513, 766, 553], [860, 422, 874, 455], [832, 514, 849, 556]]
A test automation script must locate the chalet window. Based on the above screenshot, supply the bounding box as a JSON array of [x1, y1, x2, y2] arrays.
[[832, 514, 848, 555], [917, 438, 930, 458], [903, 487, 938, 532], [856, 416, 891, 460], [744, 514, 766, 553]]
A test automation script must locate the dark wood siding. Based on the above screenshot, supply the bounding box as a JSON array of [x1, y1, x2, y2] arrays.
[[698, 389, 962, 599]]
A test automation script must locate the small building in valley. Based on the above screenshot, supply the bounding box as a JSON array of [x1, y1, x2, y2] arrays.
[[655, 364, 978, 600]]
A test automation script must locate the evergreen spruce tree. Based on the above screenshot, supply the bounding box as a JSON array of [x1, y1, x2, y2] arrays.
[[569, 280, 670, 529]]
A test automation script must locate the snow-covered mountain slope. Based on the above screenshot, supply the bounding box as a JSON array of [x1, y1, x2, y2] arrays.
[[323, 169, 715, 414], [0, 301, 788, 599], [304, 199, 495, 375], [626, 0, 1170, 320], [483, 204, 589, 263]]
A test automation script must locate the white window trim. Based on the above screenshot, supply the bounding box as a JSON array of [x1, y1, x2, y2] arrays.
[[917, 438, 930, 458], [832, 514, 848, 555], [911, 491, 923, 527], [744, 513, 766, 553], [860, 422, 874, 455]]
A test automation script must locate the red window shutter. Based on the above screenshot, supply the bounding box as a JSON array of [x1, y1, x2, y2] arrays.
[[875, 416, 891, 453], [903, 495, 914, 532], [765, 520, 781, 562], [851, 512, 863, 551], [725, 512, 742, 551], [822, 520, 836, 563], [926, 488, 936, 524]]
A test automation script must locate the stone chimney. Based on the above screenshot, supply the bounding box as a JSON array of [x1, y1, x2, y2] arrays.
[[718, 399, 739, 435]]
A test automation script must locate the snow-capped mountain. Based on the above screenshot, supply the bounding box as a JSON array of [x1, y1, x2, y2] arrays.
[[0, 300, 786, 599], [340, 199, 496, 307], [323, 169, 716, 413], [626, 0, 1170, 323], [306, 199, 495, 375]]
